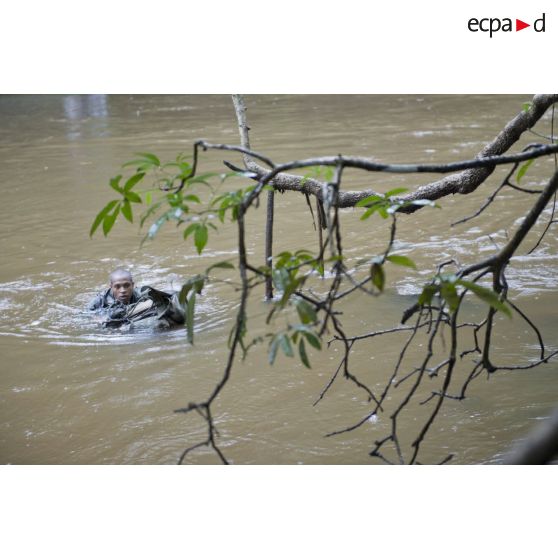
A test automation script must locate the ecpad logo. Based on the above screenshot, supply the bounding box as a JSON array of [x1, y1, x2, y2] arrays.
[[468, 13, 546, 37]]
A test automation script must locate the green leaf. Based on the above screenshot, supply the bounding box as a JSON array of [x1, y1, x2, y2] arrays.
[[298, 338, 311, 368], [457, 280, 512, 318], [295, 249, 313, 257], [356, 194, 383, 207], [186, 290, 196, 344], [206, 261, 235, 273], [271, 268, 286, 292], [121, 199, 133, 223], [178, 285, 192, 306], [268, 336, 280, 365], [184, 194, 201, 204], [517, 159, 534, 184], [360, 205, 380, 220], [122, 159, 147, 169], [125, 191, 142, 204], [386, 254, 417, 269], [295, 299, 318, 325], [522, 102, 532, 113], [178, 276, 204, 308], [145, 191, 153, 205], [178, 168, 194, 180], [193, 278, 204, 295], [441, 282, 459, 313], [419, 284, 437, 306], [109, 175, 123, 194], [371, 263, 385, 292], [124, 172, 145, 191], [90, 199, 118, 237], [183, 223, 198, 240], [302, 331, 321, 350], [384, 187, 409, 198], [377, 206, 389, 219], [136, 152, 160, 166], [276, 251, 293, 268], [194, 224, 208, 254], [279, 334, 294, 358], [279, 276, 305, 308], [102, 204, 120, 237]]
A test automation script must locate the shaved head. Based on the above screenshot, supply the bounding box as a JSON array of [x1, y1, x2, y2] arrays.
[[110, 268, 133, 283]]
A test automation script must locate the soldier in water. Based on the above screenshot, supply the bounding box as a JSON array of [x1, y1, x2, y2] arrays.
[[88, 268, 185, 327]]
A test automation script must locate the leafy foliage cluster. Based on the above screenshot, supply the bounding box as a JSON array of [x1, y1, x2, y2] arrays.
[[93, 154, 518, 376]]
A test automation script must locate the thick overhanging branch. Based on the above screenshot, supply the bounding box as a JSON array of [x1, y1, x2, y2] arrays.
[[232, 94, 558, 210]]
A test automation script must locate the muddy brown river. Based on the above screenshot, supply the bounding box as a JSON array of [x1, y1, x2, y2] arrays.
[[1, 94, 557, 464]]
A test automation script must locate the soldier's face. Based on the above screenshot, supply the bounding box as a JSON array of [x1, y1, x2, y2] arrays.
[[110, 277, 134, 304]]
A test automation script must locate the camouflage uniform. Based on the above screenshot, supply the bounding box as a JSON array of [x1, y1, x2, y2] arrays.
[[87, 286, 185, 327]]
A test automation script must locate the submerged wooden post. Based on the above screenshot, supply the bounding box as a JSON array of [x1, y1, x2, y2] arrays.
[[316, 198, 324, 272], [265, 189, 275, 300]]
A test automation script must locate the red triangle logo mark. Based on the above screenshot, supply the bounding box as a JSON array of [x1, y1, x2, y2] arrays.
[[516, 19, 530, 31]]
